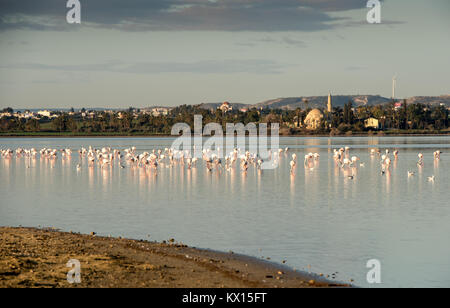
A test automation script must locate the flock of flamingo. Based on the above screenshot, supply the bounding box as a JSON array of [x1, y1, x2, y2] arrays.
[[0, 145, 443, 182]]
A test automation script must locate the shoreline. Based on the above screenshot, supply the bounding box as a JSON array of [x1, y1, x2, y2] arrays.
[[0, 133, 449, 138], [0, 227, 350, 288]]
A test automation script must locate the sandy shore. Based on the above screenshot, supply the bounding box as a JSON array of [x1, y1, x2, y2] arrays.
[[0, 227, 349, 288]]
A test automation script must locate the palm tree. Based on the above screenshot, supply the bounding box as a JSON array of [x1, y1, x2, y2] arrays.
[[303, 99, 309, 110]]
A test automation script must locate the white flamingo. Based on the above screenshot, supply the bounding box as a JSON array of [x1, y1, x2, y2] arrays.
[[290, 160, 296, 173], [417, 153, 424, 166], [434, 151, 442, 159]]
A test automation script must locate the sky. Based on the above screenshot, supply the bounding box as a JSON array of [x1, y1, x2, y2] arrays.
[[0, 0, 449, 109]]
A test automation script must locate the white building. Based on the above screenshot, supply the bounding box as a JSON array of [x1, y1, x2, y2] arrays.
[[16, 111, 36, 119], [0, 112, 12, 118], [37, 110, 52, 118], [151, 108, 170, 116]]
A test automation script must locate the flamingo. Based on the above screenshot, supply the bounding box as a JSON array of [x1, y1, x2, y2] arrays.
[[290, 160, 296, 173], [304, 153, 314, 166], [417, 153, 424, 166], [187, 157, 192, 169], [342, 158, 351, 168], [333, 149, 341, 161], [345, 146, 350, 153], [241, 160, 249, 172], [393, 150, 399, 159], [257, 158, 263, 169], [434, 151, 442, 159], [384, 157, 392, 169]]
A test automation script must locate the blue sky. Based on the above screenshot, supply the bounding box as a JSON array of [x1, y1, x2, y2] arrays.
[[0, 0, 449, 109]]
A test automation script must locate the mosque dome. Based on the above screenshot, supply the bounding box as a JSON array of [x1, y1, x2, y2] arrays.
[[304, 109, 324, 129]]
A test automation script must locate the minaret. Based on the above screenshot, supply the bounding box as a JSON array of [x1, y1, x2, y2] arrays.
[[392, 75, 397, 100], [327, 92, 332, 113]]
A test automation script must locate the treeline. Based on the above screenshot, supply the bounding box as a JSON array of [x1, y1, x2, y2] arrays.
[[0, 101, 449, 135]]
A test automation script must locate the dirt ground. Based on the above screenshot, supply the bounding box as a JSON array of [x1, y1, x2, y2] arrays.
[[0, 227, 349, 288]]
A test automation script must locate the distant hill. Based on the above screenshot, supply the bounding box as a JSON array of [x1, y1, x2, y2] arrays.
[[14, 95, 448, 113], [405, 95, 450, 107], [251, 95, 391, 110], [249, 95, 450, 110]]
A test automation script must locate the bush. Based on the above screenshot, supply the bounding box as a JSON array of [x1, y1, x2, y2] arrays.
[[330, 127, 341, 136], [337, 123, 351, 133], [279, 127, 291, 136]]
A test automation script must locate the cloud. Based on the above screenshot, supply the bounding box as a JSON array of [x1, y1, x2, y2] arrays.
[[244, 36, 307, 48], [0, 59, 286, 74], [345, 65, 366, 71], [281, 37, 307, 47], [338, 19, 405, 28], [0, 0, 381, 32], [255, 37, 277, 43], [299, 0, 376, 12]]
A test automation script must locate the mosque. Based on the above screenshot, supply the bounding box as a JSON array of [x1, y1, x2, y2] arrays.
[[304, 93, 332, 130]]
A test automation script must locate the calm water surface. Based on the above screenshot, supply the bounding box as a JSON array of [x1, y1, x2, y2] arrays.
[[1, 136, 449, 287]]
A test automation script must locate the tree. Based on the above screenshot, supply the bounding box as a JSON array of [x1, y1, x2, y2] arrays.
[[52, 116, 68, 132], [25, 119, 40, 132], [303, 99, 309, 111], [265, 113, 280, 125], [120, 112, 133, 132], [343, 101, 354, 124], [67, 118, 78, 132], [294, 108, 302, 127], [431, 105, 448, 130], [2, 107, 13, 113], [245, 109, 260, 124]]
